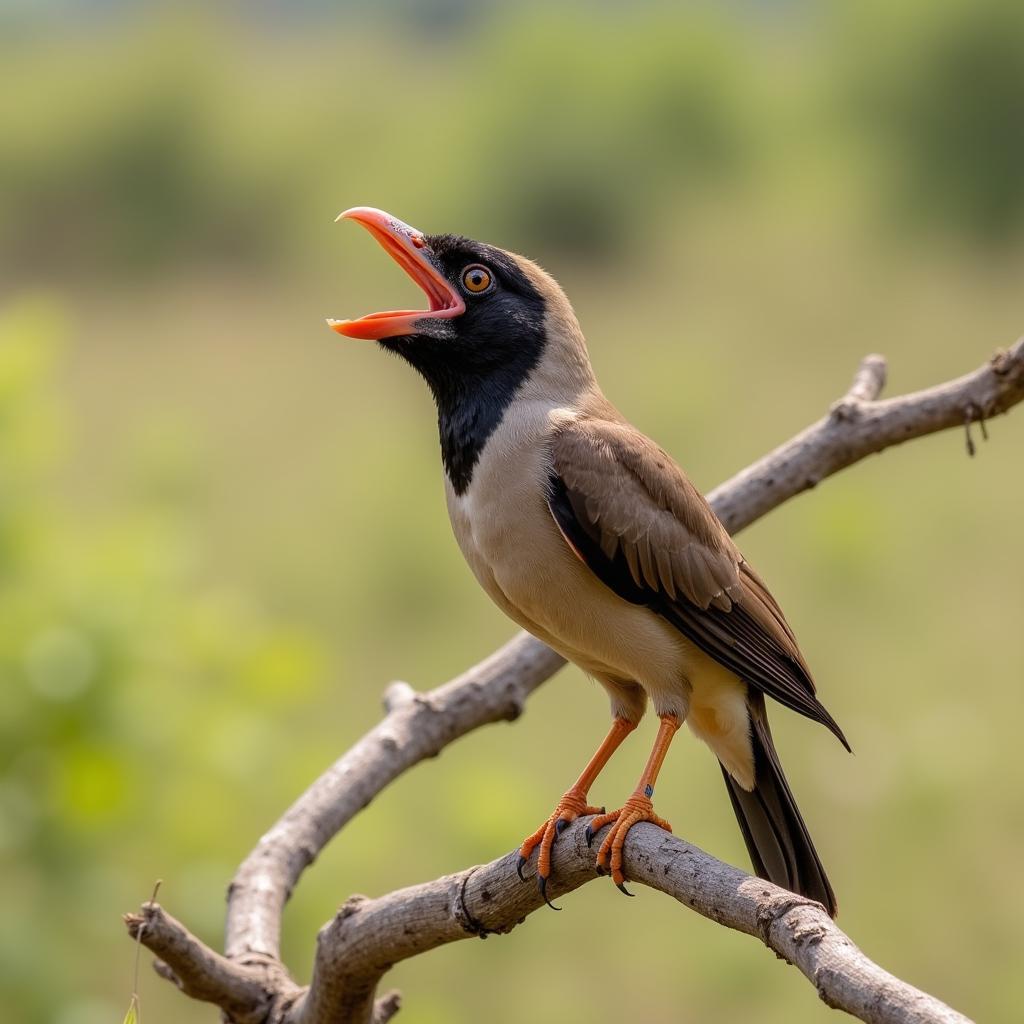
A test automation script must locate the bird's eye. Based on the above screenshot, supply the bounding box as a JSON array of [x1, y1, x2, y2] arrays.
[[461, 265, 493, 294]]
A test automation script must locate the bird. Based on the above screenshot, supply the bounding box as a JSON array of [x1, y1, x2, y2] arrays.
[[328, 206, 849, 916]]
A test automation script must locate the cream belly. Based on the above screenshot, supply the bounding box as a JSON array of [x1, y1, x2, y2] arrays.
[[444, 406, 756, 789]]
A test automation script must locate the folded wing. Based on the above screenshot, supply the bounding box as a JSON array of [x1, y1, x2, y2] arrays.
[[548, 417, 849, 749]]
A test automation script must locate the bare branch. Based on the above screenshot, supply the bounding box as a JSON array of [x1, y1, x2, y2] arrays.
[[709, 338, 1024, 533], [288, 822, 971, 1024], [123, 902, 300, 1024], [371, 991, 402, 1024], [838, 353, 888, 406], [126, 341, 1024, 1024], [224, 633, 565, 961]]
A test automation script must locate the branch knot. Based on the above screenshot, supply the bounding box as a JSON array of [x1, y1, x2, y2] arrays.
[[336, 894, 369, 922], [753, 891, 824, 949], [990, 346, 1013, 376]]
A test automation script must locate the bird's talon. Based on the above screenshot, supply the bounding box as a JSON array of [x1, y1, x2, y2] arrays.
[[584, 824, 594, 847], [590, 794, 670, 893], [595, 863, 606, 876], [516, 790, 606, 903], [538, 874, 561, 911]]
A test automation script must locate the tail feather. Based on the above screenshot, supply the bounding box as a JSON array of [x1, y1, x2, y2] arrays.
[[721, 693, 838, 917]]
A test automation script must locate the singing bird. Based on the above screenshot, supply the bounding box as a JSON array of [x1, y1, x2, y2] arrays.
[[329, 207, 849, 915]]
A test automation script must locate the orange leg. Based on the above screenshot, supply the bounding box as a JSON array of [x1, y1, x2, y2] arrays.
[[588, 714, 681, 894], [517, 716, 636, 908]]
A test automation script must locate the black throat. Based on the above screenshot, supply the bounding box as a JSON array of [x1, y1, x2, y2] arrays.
[[380, 237, 548, 495], [382, 329, 546, 494]]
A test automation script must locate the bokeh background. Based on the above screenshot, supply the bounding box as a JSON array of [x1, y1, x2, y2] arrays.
[[2, 1, 1023, 1022]]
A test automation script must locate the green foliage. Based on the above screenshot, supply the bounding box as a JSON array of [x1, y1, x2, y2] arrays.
[[3, 0, 1023, 283], [0, 301, 328, 1022], [841, 0, 1024, 244], [460, 7, 751, 256]]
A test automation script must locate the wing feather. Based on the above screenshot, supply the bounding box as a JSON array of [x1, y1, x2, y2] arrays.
[[548, 418, 849, 748]]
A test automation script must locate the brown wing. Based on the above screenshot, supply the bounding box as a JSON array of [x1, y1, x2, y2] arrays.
[[548, 418, 849, 748]]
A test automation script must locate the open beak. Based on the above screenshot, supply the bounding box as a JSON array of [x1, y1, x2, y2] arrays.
[[327, 207, 465, 340]]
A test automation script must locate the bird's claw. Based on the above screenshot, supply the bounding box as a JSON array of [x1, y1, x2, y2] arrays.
[[583, 807, 606, 848], [515, 791, 605, 901], [538, 873, 561, 911], [590, 793, 671, 895]]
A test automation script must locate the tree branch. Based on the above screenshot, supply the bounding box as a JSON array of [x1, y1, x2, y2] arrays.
[[224, 633, 566, 962], [126, 339, 1023, 1024], [123, 902, 299, 1024], [708, 340, 1023, 533], [290, 822, 971, 1024]]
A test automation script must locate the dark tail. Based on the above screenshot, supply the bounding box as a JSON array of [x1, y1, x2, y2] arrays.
[[721, 693, 838, 917]]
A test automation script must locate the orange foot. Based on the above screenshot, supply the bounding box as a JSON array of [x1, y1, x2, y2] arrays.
[[517, 788, 605, 910], [586, 792, 672, 894]]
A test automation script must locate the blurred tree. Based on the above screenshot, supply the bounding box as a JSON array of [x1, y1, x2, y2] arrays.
[[0, 300, 327, 1023], [466, 8, 750, 257], [843, 0, 1024, 246]]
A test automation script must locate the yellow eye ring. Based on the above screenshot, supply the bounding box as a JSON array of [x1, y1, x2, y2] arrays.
[[461, 264, 493, 294]]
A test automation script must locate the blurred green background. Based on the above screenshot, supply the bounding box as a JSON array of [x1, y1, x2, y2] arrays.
[[2, 1, 1023, 1022]]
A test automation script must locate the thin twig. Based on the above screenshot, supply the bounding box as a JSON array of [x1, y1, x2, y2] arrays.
[[123, 902, 300, 1024], [834, 352, 888, 409], [709, 338, 1024, 532]]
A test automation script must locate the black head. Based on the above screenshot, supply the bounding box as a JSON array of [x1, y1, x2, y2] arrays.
[[329, 208, 549, 493]]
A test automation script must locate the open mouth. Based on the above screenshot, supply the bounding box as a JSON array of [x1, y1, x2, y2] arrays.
[[327, 207, 465, 340]]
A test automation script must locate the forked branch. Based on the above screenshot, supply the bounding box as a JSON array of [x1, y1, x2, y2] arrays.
[[126, 338, 1024, 1024]]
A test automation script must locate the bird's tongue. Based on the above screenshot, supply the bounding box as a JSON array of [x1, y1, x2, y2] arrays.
[[327, 207, 465, 340]]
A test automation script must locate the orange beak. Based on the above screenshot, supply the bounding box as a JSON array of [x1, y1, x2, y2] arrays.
[[327, 207, 465, 340]]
